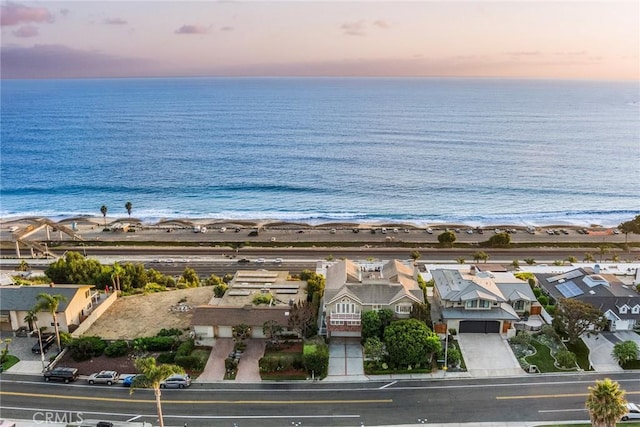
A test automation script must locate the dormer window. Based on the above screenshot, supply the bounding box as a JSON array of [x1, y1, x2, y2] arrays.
[[465, 299, 491, 309], [632, 306, 640, 314], [619, 306, 628, 314]]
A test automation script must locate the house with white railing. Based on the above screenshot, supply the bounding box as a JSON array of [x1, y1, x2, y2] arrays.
[[320, 259, 424, 338]]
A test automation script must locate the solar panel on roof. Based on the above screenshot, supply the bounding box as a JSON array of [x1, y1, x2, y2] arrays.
[[556, 280, 583, 298], [547, 269, 582, 283]]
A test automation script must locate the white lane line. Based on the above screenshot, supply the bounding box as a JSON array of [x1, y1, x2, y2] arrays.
[[539, 409, 588, 413], [379, 381, 397, 390], [127, 415, 142, 422]]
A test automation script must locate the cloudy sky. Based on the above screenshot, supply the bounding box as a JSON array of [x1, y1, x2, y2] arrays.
[[1, 1, 638, 79]]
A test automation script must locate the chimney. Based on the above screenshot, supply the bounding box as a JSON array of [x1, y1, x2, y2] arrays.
[[469, 265, 477, 276]]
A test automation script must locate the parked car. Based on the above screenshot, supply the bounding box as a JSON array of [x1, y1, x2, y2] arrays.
[[622, 403, 640, 421], [43, 367, 79, 383], [88, 370, 119, 385], [32, 334, 55, 354], [237, 258, 250, 264], [122, 374, 139, 387], [160, 374, 191, 389]]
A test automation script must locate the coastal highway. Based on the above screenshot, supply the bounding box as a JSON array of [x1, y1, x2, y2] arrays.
[[1, 372, 639, 426]]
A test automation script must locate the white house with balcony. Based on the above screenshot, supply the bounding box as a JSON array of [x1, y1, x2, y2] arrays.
[[320, 259, 424, 338]]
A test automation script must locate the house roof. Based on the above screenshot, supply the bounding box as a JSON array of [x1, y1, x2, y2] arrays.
[[191, 306, 291, 327], [324, 259, 423, 306], [441, 303, 520, 321], [433, 268, 535, 304], [0, 284, 93, 312], [535, 268, 640, 319]]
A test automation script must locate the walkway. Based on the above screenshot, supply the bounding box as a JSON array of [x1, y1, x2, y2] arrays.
[[581, 333, 623, 372]]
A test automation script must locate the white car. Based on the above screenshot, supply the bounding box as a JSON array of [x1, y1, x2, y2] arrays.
[[88, 370, 119, 385], [622, 402, 640, 421]]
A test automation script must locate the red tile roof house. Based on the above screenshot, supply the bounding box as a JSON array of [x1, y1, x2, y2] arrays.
[[320, 259, 424, 338]]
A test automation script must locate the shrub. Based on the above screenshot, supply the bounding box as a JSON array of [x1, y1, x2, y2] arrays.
[[510, 332, 531, 346], [176, 339, 195, 357], [136, 336, 178, 351], [541, 325, 560, 342], [157, 328, 182, 337], [104, 340, 129, 358], [225, 357, 239, 372], [175, 355, 205, 371], [533, 288, 541, 298], [144, 282, 166, 293], [213, 283, 228, 298], [259, 355, 280, 372], [545, 305, 556, 315], [537, 295, 549, 306], [303, 341, 329, 378], [157, 352, 176, 363], [68, 336, 107, 361], [252, 293, 274, 305], [555, 349, 577, 368]]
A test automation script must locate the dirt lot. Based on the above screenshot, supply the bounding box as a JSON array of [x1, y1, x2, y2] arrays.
[[83, 287, 214, 340]]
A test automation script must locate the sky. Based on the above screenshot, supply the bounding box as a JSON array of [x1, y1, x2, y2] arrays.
[[1, 1, 638, 79]]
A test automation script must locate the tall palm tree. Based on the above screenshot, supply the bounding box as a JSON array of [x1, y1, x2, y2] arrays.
[[584, 252, 595, 262], [24, 309, 46, 371], [35, 293, 67, 352], [100, 205, 108, 226], [597, 246, 610, 263], [131, 357, 185, 427], [111, 262, 124, 292], [585, 378, 627, 427], [125, 201, 133, 217]]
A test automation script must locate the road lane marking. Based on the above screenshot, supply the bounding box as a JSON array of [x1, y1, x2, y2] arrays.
[[498, 390, 640, 400], [539, 409, 587, 413], [379, 381, 397, 390], [126, 415, 142, 422], [0, 391, 391, 405]]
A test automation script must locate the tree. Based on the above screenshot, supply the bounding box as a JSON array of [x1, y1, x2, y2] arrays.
[[262, 320, 283, 343], [232, 324, 251, 342], [585, 378, 627, 427], [618, 214, 640, 247], [472, 251, 489, 263], [131, 357, 185, 427], [437, 231, 456, 247], [23, 309, 38, 332], [288, 300, 317, 338], [17, 260, 30, 271], [511, 259, 520, 269], [488, 232, 511, 247], [363, 337, 385, 366], [410, 302, 431, 325], [361, 311, 382, 340], [552, 298, 606, 345], [177, 267, 200, 288], [612, 340, 639, 366], [584, 252, 595, 262], [383, 318, 441, 368], [306, 272, 325, 299], [524, 258, 536, 265], [100, 205, 108, 226], [410, 250, 421, 264], [110, 262, 124, 292], [597, 246, 610, 262], [125, 201, 133, 217], [455, 256, 465, 264], [35, 292, 68, 352]]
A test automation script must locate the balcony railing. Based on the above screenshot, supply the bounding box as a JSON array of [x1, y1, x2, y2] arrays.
[[330, 312, 361, 320]]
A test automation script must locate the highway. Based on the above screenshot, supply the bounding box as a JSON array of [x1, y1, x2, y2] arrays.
[[1, 372, 639, 426]]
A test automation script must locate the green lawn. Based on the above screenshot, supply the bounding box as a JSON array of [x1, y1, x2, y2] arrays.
[[565, 339, 592, 371], [525, 340, 567, 373], [1, 354, 19, 371]]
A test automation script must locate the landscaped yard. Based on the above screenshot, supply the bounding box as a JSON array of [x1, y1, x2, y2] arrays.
[[565, 339, 592, 371], [259, 341, 307, 380], [1, 354, 19, 372]]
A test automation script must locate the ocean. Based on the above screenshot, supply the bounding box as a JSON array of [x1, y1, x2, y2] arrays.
[[1, 77, 638, 227]]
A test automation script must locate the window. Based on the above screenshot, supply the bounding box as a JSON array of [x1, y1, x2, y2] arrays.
[[330, 318, 344, 326], [479, 300, 491, 309], [465, 299, 491, 309], [370, 304, 382, 311], [632, 306, 640, 314], [513, 300, 525, 311], [395, 304, 412, 314], [335, 298, 356, 314], [619, 306, 628, 314], [85, 290, 90, 298], [465, 300, 478, 309]]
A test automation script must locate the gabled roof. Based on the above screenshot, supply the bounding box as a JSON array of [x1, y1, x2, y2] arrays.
[[324, 259, 422, 306], [0, 284, 93, 312]]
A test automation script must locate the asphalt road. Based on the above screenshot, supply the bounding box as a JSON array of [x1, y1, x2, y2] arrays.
[[1, 372, 639, 426]]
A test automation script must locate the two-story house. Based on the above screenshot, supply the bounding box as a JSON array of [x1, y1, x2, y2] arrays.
[[321, 259, 424, 338], [535, 267, 640, 331], [431, 266, 538, 334]]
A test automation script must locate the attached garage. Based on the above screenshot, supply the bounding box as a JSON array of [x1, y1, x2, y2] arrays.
[[329, 330, 361, 338], [459, 320, 500, 333]]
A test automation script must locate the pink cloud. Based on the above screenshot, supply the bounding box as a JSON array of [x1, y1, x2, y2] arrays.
[[341, 21, 367, 36], [12, 24, 38, 38], [373, 20, 390, 29], [1, 2, 54, 27], [103, 17, 128, 25], [174, 24, 210, 35]]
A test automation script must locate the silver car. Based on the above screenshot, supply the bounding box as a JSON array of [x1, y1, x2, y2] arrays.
[[87, 370, 119, 385], [160, 374, 191, 389]]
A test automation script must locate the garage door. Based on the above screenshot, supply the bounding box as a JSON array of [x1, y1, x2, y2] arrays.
[[330, 330, 361, 338], [459, 320, 500, 333]]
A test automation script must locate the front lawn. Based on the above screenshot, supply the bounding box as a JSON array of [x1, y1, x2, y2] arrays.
[[259, 340, 307, 381], [565, 339, 592, 371], [1, 355, 19, 371], [525, 340, 566, 372]]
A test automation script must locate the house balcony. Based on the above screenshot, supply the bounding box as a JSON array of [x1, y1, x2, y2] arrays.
[[329, 312, 361, 326]]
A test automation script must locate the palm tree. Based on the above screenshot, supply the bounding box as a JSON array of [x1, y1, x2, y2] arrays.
[[24, 309, 46, 371], [455, 256, 466, 264], [472, 251, 489, 263], [110, 262, 125, 292], [597, 246, 610, 262], [131, 357, 185, 427], [35, 293, 67, 352], [585, 378, 627, 427], [100, 205, 108, 226], [584, 252, 595, 262], [125, 201, 133, 217], [565, 256, 578, 264], [524, 258, 536, 265]]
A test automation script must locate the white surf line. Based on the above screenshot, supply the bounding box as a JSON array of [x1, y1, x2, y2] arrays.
[[379, 381, 397, 390], [127, 415, 142, 422]]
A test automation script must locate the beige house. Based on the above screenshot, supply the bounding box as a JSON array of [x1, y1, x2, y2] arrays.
[[191, 269, 306, 343], [321, 259, 424, 338], [0, 284, 98, 333], [431, 266, 538, 335]]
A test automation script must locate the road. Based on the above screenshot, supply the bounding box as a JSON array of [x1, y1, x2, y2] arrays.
[[1, 372, 639, 426]]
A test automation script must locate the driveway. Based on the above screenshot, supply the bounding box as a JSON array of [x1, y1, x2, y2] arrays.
[[456, 334, 523, 377], [194, 338, 264, 383], [581, 333, 623, 372], [326, 337, 366, 381], [1, 332, 53, 374]]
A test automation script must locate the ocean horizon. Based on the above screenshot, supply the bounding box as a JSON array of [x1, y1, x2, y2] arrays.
[[1, 77, 638, 227]]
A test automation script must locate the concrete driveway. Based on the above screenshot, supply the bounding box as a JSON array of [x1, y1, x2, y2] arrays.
[[195, 338, 264, 383], [456, 334, 523, 377], [1, 332, 54, 374], [235, 339, 265, 382], [326, 337, 366, 381], [581, 333, 623, 372]]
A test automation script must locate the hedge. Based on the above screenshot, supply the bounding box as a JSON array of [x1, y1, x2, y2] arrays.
[[104, 340, 129, 358]]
